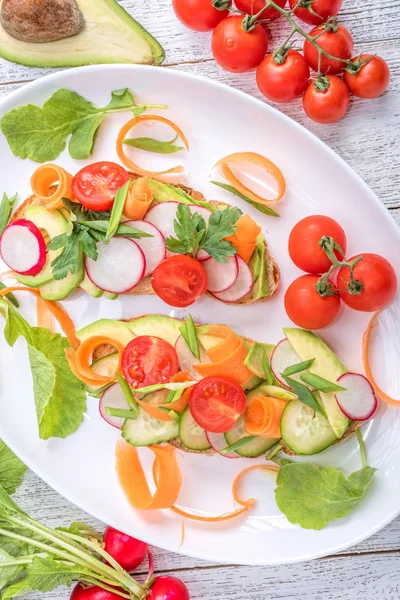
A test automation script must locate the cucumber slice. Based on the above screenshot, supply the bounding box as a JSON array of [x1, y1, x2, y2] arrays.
[[122, 407, 178, 447], [280, 399, 337, 455], [225, 416, 277, 457], [179, 407, 211, 451], [91, 353, 119, 377]]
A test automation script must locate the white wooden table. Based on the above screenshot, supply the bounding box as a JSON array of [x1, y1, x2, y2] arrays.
[[2, 0, 400, 597]]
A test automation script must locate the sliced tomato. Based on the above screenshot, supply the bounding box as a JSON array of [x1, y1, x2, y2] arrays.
[[121, 336, 179, 388], [151, 255, 208, 308], [189, 376, 246, 433], [72, 161, 130, 212]]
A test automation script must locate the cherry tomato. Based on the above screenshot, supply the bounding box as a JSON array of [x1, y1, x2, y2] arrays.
[[256, 49, 310, 102], [72, 162, 130, 212], [211, 16, 268, 73], [148, 576, 190, 600], [189, 376, 246, 433], [338, 253, 397, 311], [172, 0, 231, 31], [303, 75, 350, 123], [343, 55, 390, 98], [70, 583, 121, 600], [288, 215, 347, 274], [288, 0, 342, 25], [234, 0, 286, 21], [285, 274, 341, 329], [121, 336, 179, 389], [151, 255, 208, 308], [303, 23, 353, 74], [103, 527, 148, 572]]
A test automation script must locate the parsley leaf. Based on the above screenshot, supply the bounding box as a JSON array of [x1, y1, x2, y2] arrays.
[[48, 229, 82, 280], [201, 207, 242, 262], [78, 228, 98, 261], [0, 440, 26, 494]]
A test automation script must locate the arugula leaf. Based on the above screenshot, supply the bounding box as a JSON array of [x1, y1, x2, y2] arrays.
[[124, 134, 184, 154], [300, 372, 346, 393], [275, 463, 376, 529], [0, 192, 17, 235], [179, 315, 200, 360], [282, 359, 315, 377], [211, 181, 280, 217], [0, 440, 26, 494], [282, 375, 326, 417], [201, 207, 242, 262], [105, 181, 131, 243], [0, 300, 86, 440], [0, 88, 164, 163]]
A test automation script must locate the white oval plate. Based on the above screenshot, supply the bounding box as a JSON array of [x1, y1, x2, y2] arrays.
[[0, 65, 399, 566]]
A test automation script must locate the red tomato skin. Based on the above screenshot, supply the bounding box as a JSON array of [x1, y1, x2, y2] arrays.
[[211, 16, 268, 73], [256, 50, 310, 102], [289, 0, 343, 25], [72, 162, 130, 212], [148, 576, 190, 600], [172, 0, 230, 31], [338, 253, 397, 311], [303, 24, 353, 74], [303, 75, 350, 124], [288, 215, 347, 274], [235, 0, 286, 21], [70, 583, 121, 600], [189, 376, 247, 433], [344, 55, 390, 98], [284, 274, 341, 329], [122, 336, 179, 388], [151, 255, 208, 308], [103, 527, 148, 571]]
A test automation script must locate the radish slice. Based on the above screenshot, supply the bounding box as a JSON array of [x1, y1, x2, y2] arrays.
[[85, 238, 145, 294], [212, 256, 252, 303], [197, 250, 211, 262], [188, 204, 212, 222], [175, 334, 211, 380], [270, 339, 315, 390], [206, 431, 239, 458], [204, 255, 238, 294], [0, 219, 46, 276], [124, 220, 166, 277], [335, 373, 378, 421], [145, 201, 180, 239], [99, 383, 130, 429]]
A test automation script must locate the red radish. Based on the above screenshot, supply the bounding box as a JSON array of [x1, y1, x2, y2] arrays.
[[124, 220, 166, 277], [175, 335, 211, 380], [103, 526, 148, 571], [70, 583, 121, 599], [0, 219, 46, 276], [270, 339, 315, 390], [145, 201, 180, 239], [99, 383, 130, 429], [203, 255, 238, 293], [197, 249, 211, 262], [335, 372, 378, 420], [205, 431, 239, 458], [212, 256, 252, 303], [148, 576, 190, 600], [85, 238, 145, 294], [188, 204, 212, 222]]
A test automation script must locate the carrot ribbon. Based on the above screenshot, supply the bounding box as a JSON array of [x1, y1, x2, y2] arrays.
[[30, 164, 74, 211], [226, 214, 262, 264], [65, 335, 124, 387], [244, 395, 286, 438], [123, 177, 154, 220]]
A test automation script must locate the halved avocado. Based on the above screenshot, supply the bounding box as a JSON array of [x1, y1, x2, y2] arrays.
[[0, 0, 164, 68]]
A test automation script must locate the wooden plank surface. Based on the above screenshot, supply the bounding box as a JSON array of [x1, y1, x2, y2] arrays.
[[1, 0, 400, 597]]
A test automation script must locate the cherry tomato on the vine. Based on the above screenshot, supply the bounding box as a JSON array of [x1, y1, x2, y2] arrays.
[[289, 0, 343, 25], [235, 0, 287, 21], [285, 274, 341, 330], [344, 54, 390, 98], [303, 23, 353, 74], [211, 16, 268, 73], [148, 576, 190, 600], [303, 75, 350, 123], [256, 49, 310, 102], [172, 0, 231, 31]]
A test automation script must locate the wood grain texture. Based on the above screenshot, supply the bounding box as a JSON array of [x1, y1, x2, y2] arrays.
[[1, 0, 400, 597]]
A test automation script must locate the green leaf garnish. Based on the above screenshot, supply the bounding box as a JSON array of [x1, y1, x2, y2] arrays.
[[262, 349, 275, 385], [134, 380, 196, 394], [124, 134, 184, 154], [179, 315, 200, 360], [282, 358, 315, 377], [80, 220, 151, 239], [116, 373, 138, 416], [282, 375, 326, 417], [220, 436, 256, 454], [157, 407, 182, 424], [0, 283, 19, 308], [105, 181, 131, 243], [300, 373, 346, 393], [0, 192, 17, 235], [105, 407, 138, 420], [211, 181, 279, 217], [0, 440, 26, 494]]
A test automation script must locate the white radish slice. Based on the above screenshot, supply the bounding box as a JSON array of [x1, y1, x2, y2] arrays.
[[99, 383, 130, 429], [206, 431, 239, 458], [212, 256, 252, 303], [204, 255, 238, 294], [85, 237, 145, 294], [0, 219, 46, 276], [197, 249, 211, 262], [124, 220, 166, 277], [175, 334, 211, 380], [145, 201, 180, 239], [335, 373, 378, 421], [270, 339, 316, 390], [188, 204, 212, 222]]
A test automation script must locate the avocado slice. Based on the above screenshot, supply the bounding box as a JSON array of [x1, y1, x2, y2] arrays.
[[244, 341, 275, 379], [0, 0, 164, 68], [126, 315, 182, 346], [80, 274, 104, 299], [249, 235, 270, 301], [283, 328, 349, 439], [77, 318, 135, 347]]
